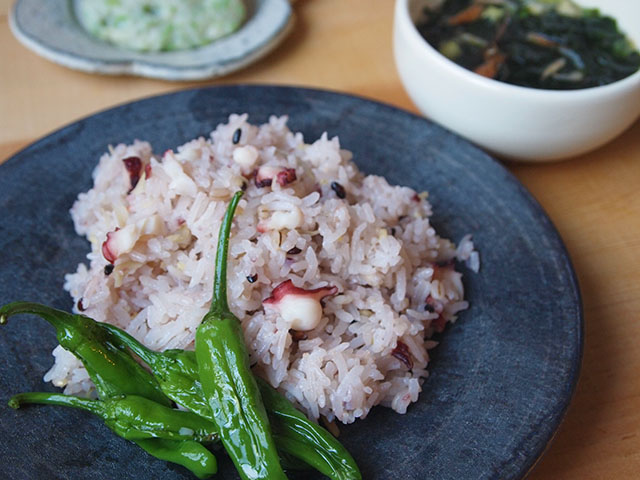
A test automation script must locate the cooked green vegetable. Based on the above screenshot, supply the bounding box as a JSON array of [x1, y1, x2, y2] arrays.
[[0, 302, 219, 479], [135, 439, 219, 480], [0, 302, 170, 406], [416, 0, 640, 89], [194, 190, 286, 480], [9, 392, 218, 442], [101, 322, 362, 480], [257, 376, 361, 480]]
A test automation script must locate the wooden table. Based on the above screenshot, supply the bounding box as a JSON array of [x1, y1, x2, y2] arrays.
[[2, 0, 639, 478]]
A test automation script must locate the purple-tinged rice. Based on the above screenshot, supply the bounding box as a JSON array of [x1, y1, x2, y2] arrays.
[[47, 115, 478, 424]]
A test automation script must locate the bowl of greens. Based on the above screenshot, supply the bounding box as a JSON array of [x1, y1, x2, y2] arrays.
[[393, 0, 640, 161]]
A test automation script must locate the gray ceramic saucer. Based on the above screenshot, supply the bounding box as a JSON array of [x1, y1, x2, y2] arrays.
[[0, 86, 582, 479], [9, 0, 294, 81]]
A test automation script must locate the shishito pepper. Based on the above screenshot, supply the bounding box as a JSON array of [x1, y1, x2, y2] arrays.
[[100, 322, 362, 480], [135, 439, 219, 480], [0, 301, 360, 478], [0, 302, 170, 405], [193, 190, 287, 480], [9, 392, 218, 442], [256, 377, 361, 480], [1, 190, 361, 480], [0, 303, 219, 479]]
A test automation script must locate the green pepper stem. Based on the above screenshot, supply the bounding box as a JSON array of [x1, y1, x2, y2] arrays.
[[209, 190, 243, 317], [8, 392, 104, 416], [0, 302, 70, 329]]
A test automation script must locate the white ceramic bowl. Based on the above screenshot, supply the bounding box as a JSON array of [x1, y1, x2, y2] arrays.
[[393, 0, 640, 161]]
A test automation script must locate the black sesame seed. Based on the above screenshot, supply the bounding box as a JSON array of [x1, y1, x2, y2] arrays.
[[246, 274, 258, 283], [241, 181, 248, 191], [77, 298, 85, 311], [436, 260, 454, 268], [331, 181, 346, 199], [104, 264, 114, 276], [232, 128, 242, 145], [287, 247, 302, 255], [425, 304, 435, 313], [255, 177, 273, 188], [390, 228, 396, 236]]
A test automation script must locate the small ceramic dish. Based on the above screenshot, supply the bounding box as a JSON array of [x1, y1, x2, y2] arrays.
[[393, 0, 640, 161], [9, 0, 294, 81]]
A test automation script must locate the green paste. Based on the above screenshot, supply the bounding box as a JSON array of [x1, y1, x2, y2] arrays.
[[75, 0, 246, 52]]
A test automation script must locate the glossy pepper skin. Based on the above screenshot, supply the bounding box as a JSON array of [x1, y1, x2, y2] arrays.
[[256, 377, 361, 480], [195, 191, 287, 480], [0, 303, 218, 479], [100, 323, 362, 480], [9, 392, 218, 442], [135, 439, 219, 480], [0, 302, 169, 406], [99, 327, 211, 418]]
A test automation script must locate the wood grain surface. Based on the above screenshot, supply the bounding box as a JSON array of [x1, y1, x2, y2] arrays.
[[1, 0, 639, 478]]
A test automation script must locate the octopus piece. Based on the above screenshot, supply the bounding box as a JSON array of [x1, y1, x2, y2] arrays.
[[263, 280, 338, 331]]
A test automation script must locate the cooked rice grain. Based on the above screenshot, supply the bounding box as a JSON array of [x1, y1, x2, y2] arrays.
[[53, 115, 477, 423]]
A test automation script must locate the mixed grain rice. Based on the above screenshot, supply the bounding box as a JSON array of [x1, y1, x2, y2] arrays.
[[47, 115, 478, 424]]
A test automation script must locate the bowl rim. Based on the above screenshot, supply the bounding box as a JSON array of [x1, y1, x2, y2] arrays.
[[8, 0, 294, 81], [395, 0, 640, 99]]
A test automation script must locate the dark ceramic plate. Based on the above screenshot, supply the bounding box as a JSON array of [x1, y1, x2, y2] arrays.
[[0, 86, 582, 480]]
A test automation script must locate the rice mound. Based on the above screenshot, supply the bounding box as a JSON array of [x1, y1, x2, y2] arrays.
[[48, 115, 478, 424]]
